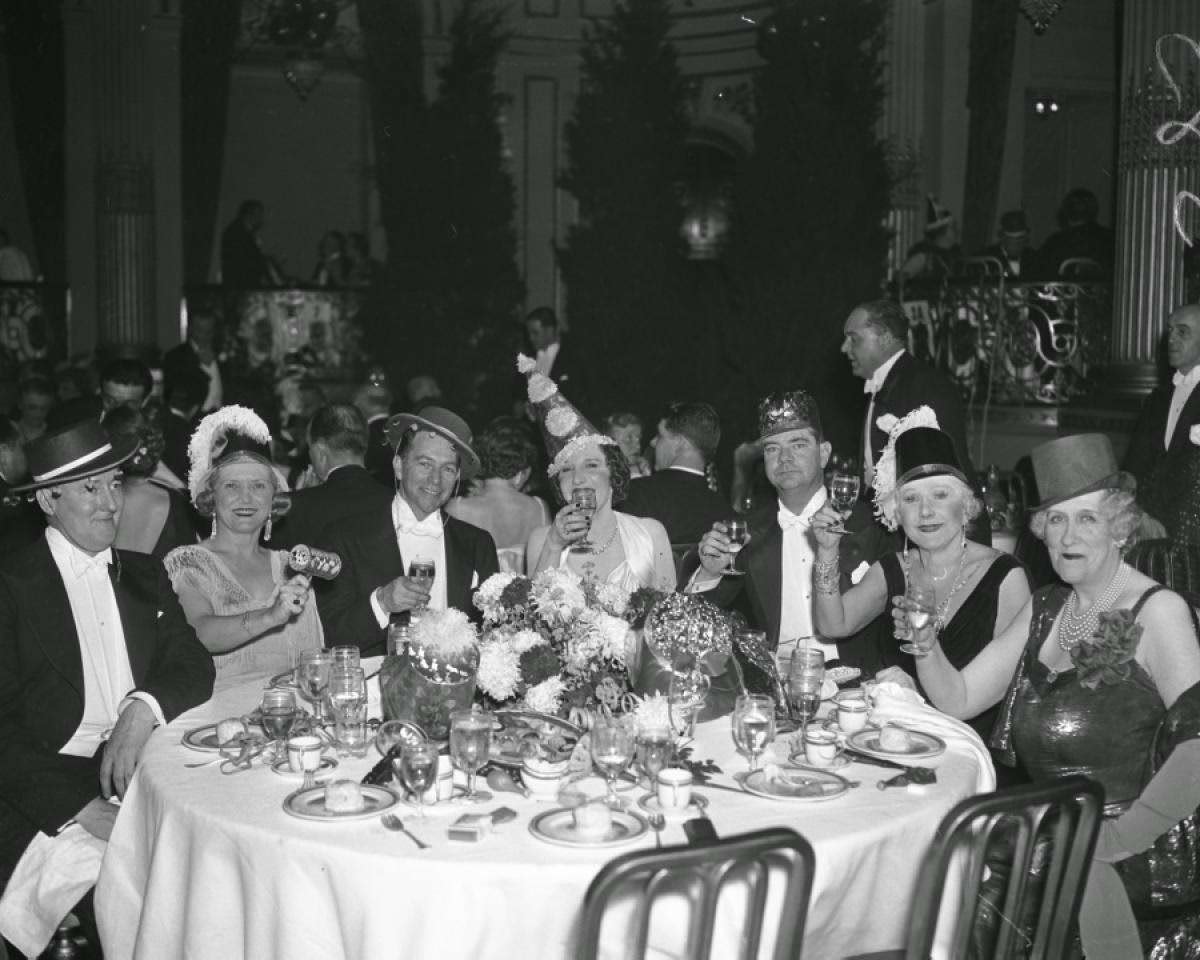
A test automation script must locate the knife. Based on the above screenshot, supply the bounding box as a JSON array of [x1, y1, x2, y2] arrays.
[[842, 746, 911, 771]]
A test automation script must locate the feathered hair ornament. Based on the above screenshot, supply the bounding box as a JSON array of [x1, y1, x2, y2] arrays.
[[187, 405, 287, 505], [871, 405, 940, 531]]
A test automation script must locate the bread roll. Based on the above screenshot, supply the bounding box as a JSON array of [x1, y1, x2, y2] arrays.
[[324, 779, 366, 813], [216, 718, 247, 745], [879, 726, 910, 752], [573, 802, 612, 839]]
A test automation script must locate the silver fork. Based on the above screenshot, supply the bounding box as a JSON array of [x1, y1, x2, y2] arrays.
[[648, 812, 665, 848], [381, 813, 428, 850]]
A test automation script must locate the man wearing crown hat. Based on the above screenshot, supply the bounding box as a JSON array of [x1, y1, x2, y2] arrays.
[[689, 390, 897, 683], [318, 406, 500, 653], [0, 420, 215, 956], [901, 195, 962, 280], [982, 209, 1037, 279]]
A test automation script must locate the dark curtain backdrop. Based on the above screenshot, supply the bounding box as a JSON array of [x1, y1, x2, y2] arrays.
[[1, 1, 65, 279], [181, 0, 242, 283], [962, 0, 1020, 253]]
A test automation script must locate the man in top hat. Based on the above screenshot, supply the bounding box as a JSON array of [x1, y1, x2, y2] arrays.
[[982, 210, 1037, 280], [688, 391, 896, 682], [318, 407, 500, 655], [0, 420, 214, 956], [1125, 303, 1200, 545]]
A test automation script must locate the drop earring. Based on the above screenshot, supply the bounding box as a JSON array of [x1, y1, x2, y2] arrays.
[[903, 534, 910, 563], [210, 516, 217, 539], [264, 518, 273, 542]]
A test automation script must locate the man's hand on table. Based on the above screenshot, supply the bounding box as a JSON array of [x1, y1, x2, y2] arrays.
[[101, 699, 157, 800], [75, 796, 119, 842]]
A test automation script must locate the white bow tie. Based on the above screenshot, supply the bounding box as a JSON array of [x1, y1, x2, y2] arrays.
[[778, 509, 811, 531], [396, 514, 443, 538], [70, 548, 113, 579], [863, 380, 879, 395], [1174, 371, 1187, 388]]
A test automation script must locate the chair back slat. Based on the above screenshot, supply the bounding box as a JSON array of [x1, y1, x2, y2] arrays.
[[904, 776, 1103, 960], [577, 827, 816, 960]]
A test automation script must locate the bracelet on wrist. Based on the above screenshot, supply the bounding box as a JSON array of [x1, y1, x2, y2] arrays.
[[812, 557, 841, 596]]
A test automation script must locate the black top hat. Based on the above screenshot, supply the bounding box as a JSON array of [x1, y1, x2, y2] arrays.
[[999, 210, 1030, 237], [894, 427, 969, 488], [10, 419, 138, 493], [385, 406, 480, 478]]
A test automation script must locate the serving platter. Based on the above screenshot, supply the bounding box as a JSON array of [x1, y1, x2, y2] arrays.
[[489, 710, 583, 769]]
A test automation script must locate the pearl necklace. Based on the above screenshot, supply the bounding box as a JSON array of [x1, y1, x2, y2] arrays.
[[1057, 563, 1130, 652]]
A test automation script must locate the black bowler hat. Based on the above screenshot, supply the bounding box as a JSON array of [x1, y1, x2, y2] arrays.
[[10, 419, 138, 493], [894, 427, 969, 488]]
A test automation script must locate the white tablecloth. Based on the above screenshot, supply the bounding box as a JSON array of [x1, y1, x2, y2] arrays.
[[95, 670, 992, 960]]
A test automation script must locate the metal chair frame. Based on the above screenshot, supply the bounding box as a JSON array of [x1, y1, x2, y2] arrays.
[[577, 826, 816, 960], [903, 775, 1104, 960]]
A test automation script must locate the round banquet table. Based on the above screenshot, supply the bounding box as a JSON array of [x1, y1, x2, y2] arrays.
[[96, 669, 993, 960]]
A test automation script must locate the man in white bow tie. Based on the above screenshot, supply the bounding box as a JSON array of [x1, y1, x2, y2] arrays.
[[319, 407, 500, 655], [1126, 303, 1200, 544]]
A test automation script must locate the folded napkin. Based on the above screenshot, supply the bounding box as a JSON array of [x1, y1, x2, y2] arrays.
[[0, 824, 107, 957], [868, 683, 996, 793]]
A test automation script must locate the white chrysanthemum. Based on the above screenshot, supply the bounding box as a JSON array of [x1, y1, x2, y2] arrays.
[[594, 612, 631, 665], [871, 405, 940, 532], [186, 405, 274, 504], [633, 693, 671, 733], [524, 676, 566, 715], [545, 406, 579, 438], [510, 629, 546, 654], [477, 640, 521, 701], [597, 582, 630, 617], [565, 618, 604, 672], [473, 572, 519, 620], [532, 567, 586, 624], [410, 607, 478, 658]]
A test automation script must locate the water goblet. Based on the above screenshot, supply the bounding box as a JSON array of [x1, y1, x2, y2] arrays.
[[260, 689, 298, 744], [450, 708, 493, 802], [829, 462, 861, 532], [330, 645, 360, 672], [901, 572, 937, 657], [635, 727, 672, 788], [732, 693, 776, 772], [591, 716, 636, 810], [395, 742, 440, 815], [329, 667, 367, 756], [724, 518, 748, 575], [571, 488, 597, 552], [295, 650, 333, 725], [786, 646, 825, 736], [668, 666, 710, 739]]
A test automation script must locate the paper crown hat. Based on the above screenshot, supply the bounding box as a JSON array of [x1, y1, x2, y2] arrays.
[[516, 354, 615, 476], [894, 427, 969, 489], [1030, 433, 1135, 510], [187, 405, 289, 506], [925, 195, 954, 233], [9, 418, 138, 492], [757, 390, 823, 442]]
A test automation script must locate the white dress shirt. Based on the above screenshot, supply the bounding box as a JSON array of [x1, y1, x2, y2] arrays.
[[45, 528, 163, 757], [534, 342, 561, 378], [197, 351, 223, 412], [370, 494, 449, 627], [776, 487, 838, 669], [1166, 365, 1200, 448], [862, 349, 905, 485]]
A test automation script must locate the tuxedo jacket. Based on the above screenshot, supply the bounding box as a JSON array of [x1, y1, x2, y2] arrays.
[[318, 505, 500, 656], [0, 539, 215, 879], [162, 408, 194, 485], [621, 469, 728, 545], [1125, 382, 1200, 528], [273, 465, 393, 552], [364, 416, 393, 487]]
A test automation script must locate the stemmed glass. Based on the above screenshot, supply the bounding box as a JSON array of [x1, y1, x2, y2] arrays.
[[260, 689, 298, 744], [450, 708, 493, 802], [786, 646, 825, 739], [572, 488, 597, 553], [635, 727, 672, 789], [408, 559, 436, 613], [732, 694, 776, 772], [668, 663, 710, 740], [395, 742, 440, 815], [295, 650, 333, 725], [330, 645, 360, 672], [900, 570, 937, 657], [724, 519, 748, 575], [829, 460, 861, 533], [591, 716, 636, 810], [329, 666, 367, 756]]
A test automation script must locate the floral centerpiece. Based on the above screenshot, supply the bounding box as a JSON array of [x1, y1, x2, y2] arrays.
[[380, 608, 479, 740], [473, 569, 650, 719]]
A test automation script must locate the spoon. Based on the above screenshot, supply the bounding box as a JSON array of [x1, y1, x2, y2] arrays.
[[648, 812, 665, 848]]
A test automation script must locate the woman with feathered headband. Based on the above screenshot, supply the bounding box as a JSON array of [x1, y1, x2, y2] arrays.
[[164, 405, 322, 685]]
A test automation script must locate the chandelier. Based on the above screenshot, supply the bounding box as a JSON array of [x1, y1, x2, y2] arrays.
[[1019, 0, 1065, 35], [253, 0, 341, 101]]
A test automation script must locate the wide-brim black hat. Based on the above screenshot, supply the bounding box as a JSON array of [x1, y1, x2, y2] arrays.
[[894, 427, 969, 488], [10, 419, 138, 492], [384, 407, 480, 478]]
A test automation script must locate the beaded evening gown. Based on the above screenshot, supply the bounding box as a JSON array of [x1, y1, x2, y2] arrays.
[[992, 585, 1200, 958]]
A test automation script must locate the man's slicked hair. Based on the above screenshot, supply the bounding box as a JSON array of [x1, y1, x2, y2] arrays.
[[663, 401, 721, 463], [856, 299, 908, 344], [308, 403, 368, 458]]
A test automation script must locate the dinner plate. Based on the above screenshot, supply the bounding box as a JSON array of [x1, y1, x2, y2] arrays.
[[182, 724, 262, 753], [270, 757, 338, 781], [636, 793, 709, 822], [489, 710, 582, 769], [736, 766, 850, 802], [282, 784, 399, 822], [528, 807, 648, 848], [846, 726, 945, 761]]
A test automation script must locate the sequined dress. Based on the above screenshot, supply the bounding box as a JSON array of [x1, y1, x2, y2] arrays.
[[992, 585, 1200, 957]]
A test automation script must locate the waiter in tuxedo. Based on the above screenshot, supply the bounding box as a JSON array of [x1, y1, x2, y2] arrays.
[[1125, 303, 1200, 543], [0, 420, 214, 955], [319, 406, 500, 655]]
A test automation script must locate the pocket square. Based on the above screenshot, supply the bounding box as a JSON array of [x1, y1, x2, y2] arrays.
[[470, 571, 480, 589], [156, 610, 164, 619]]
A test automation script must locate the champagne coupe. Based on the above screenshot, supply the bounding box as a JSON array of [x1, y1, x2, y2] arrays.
[[787, 646, 825, 738], [732, 694, 776, 772], [450, 708, 494, 802], [408, 559, 436, 612], [571, 488, 597, 553], [725, 519, 749, 576], [829, 460, 861, 531], [295, 650, 333, 724], [395, 742, 440, 814], [591, 716, 636, 810], [260, 689, 298, 743], [636, 727, 672, 787], [901, 572, 938, 657]]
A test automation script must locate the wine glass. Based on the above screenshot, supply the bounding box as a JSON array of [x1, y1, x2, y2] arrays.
[[450, 708, 493, 802], [295, 650, 333, 724], [732, 694, 776, 772], [786, 646, 825, 738], [668, 664, 710, 739], [591, 716, 636, 810], [829, 461, 861, 532], [408, 559, 436, 612], [724, 519, 748, 575], [395, 742, 440, 815], [901, 571, 937, 657], [636, 727, 672, 788], [260, 689, 298, 744], [572, 488, 597, 552]]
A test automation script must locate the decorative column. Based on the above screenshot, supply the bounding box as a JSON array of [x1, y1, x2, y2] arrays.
[[880, 0, 926, 278], [1110, 0, 1200, 395]]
